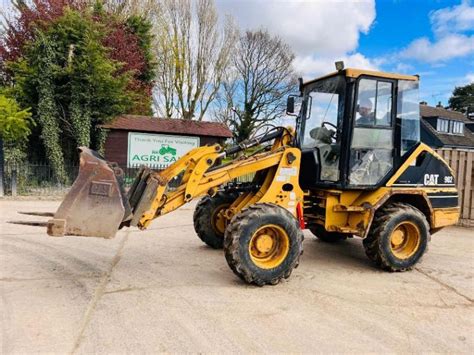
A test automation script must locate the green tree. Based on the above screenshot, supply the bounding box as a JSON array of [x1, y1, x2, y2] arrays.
[[0, 94, 32, 142], [35, 34, 68, 182], [126, 15, 156, 84], [448, 83, 474, 114], [0, 93, 32, 173], [8, 9, 132, 178]]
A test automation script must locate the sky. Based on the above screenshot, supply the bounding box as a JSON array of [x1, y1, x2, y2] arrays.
[[216, 0, 474, 106], [1, 0, 473, 106]]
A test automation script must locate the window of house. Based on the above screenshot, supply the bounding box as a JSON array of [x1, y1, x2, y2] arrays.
[[451, 121, 464, 134], [437, 119, 449, 133], [438, 119, 464, 134]]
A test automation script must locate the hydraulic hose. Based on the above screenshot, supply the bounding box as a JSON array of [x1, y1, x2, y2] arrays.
[[224, 128, 284, 156]]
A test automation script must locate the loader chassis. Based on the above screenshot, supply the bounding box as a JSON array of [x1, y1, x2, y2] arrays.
[[43, 68, 459, 286]]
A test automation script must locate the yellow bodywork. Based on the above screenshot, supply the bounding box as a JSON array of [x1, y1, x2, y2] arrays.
[[313, 143, 460, 237]]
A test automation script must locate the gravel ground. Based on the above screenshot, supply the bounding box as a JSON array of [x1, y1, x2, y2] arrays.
[[1, 199, 473, 354]]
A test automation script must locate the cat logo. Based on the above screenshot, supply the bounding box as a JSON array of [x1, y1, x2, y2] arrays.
[[424, 174, 439, 186]]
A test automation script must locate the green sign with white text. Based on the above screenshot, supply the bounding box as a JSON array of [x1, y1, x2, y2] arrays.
[[127, 132, 200, 168]]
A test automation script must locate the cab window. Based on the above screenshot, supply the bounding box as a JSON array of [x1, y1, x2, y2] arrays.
[[355, 79, 392, 127], [398, 80, 420, 156], [350, 78, 394, 186], [302, 75, 345, 182]]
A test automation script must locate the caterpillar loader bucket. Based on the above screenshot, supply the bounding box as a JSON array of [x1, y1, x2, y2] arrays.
[[47, 147, 133, 239]]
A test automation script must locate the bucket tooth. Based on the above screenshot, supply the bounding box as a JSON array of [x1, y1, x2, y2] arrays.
[[18, 211, 55, 217]]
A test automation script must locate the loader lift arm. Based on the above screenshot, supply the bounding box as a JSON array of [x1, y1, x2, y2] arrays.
[[47, 127, 305, 238], [127, 127, 296, 229]]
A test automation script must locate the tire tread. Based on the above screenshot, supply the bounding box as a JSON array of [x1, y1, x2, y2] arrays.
[[223, 203, 304, 286], [363, 202, 429, 272]]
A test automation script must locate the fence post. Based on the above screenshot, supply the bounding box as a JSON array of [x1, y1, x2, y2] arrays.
[[0, 138, 4, 197], [11, 166, 17, 197]]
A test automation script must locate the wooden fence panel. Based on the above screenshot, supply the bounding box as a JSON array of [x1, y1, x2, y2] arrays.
[[435, 148, 474, 226], [465, 151, 473, 219]]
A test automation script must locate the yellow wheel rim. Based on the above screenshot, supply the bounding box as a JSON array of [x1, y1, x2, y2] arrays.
[[390, 221, 421, 259], [211, 204, 229, 235], [249, 224, 290, 269]]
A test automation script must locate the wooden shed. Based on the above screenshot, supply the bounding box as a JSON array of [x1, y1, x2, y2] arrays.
[[101, 115, 232, 168]]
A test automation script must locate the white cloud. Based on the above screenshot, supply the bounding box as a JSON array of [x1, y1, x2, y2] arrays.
[[294, 52, 379, 78], [216, 0, 375, 57], [401, 34, 474, 63], [216, 0, 376, 78], [394, 62, 414, 73], [430, 0, 474, 36], [466, 73, 474, 83], [401, 1, 474, 63]]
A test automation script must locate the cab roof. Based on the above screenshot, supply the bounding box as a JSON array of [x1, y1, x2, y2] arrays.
[[304, 68, 419, 86]]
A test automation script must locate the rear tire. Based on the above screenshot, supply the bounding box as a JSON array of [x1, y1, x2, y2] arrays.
[[193, 192, 238, 249], [224, 203, 304, 286], [309, 224, 347, 243], [363, 202, 429, 271]]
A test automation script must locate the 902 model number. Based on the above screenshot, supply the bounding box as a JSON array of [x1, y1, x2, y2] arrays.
[[444, 176, 454, 184]]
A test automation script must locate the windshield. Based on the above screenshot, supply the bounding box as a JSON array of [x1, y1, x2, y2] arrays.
[[302, 75, 346, 148]]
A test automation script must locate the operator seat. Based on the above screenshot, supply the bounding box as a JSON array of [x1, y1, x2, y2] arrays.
[[299, 126, 337, 189], [299, 148, 321, 189]]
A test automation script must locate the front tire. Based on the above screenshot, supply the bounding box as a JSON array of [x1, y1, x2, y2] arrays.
[[193, 192, 237, 249], [224, 203, 304, 286], [363, 203, 429, 271]]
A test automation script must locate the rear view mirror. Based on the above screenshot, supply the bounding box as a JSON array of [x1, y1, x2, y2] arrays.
[[286, 96, 295, 114], [286, 95, 295, 116]]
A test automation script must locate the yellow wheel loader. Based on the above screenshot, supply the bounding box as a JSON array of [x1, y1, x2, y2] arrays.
[[43, 66, 460, 286]]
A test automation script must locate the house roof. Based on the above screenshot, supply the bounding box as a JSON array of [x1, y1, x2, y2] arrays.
[[421, 120, 474, 148], [101, 115, 233, 138], [420, 104, 469, 122]]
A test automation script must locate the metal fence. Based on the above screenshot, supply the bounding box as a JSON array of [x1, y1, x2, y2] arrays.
[[2, 162, 79, 196], [0, 162, 255, 197], [0, 162, 170, 196]]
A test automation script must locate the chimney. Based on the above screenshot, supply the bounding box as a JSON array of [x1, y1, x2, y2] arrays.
[[419, 101, 427, 105], [436, 101, 444, 108]]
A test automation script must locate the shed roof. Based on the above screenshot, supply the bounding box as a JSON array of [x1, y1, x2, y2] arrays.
[[101, 115, 233, 138]]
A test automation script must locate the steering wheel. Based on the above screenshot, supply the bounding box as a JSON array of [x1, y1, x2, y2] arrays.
[[321, 121, 338, 140]]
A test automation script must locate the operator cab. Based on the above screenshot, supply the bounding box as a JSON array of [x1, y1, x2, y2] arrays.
[[288, 64, 420, 190]]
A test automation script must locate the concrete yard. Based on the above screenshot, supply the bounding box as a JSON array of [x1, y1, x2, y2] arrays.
[[1, 199, 473, 354]]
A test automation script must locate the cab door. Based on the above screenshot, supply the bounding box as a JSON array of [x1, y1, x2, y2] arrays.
[[348, 77, 396, 187], [299, 75, 346, 187]]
